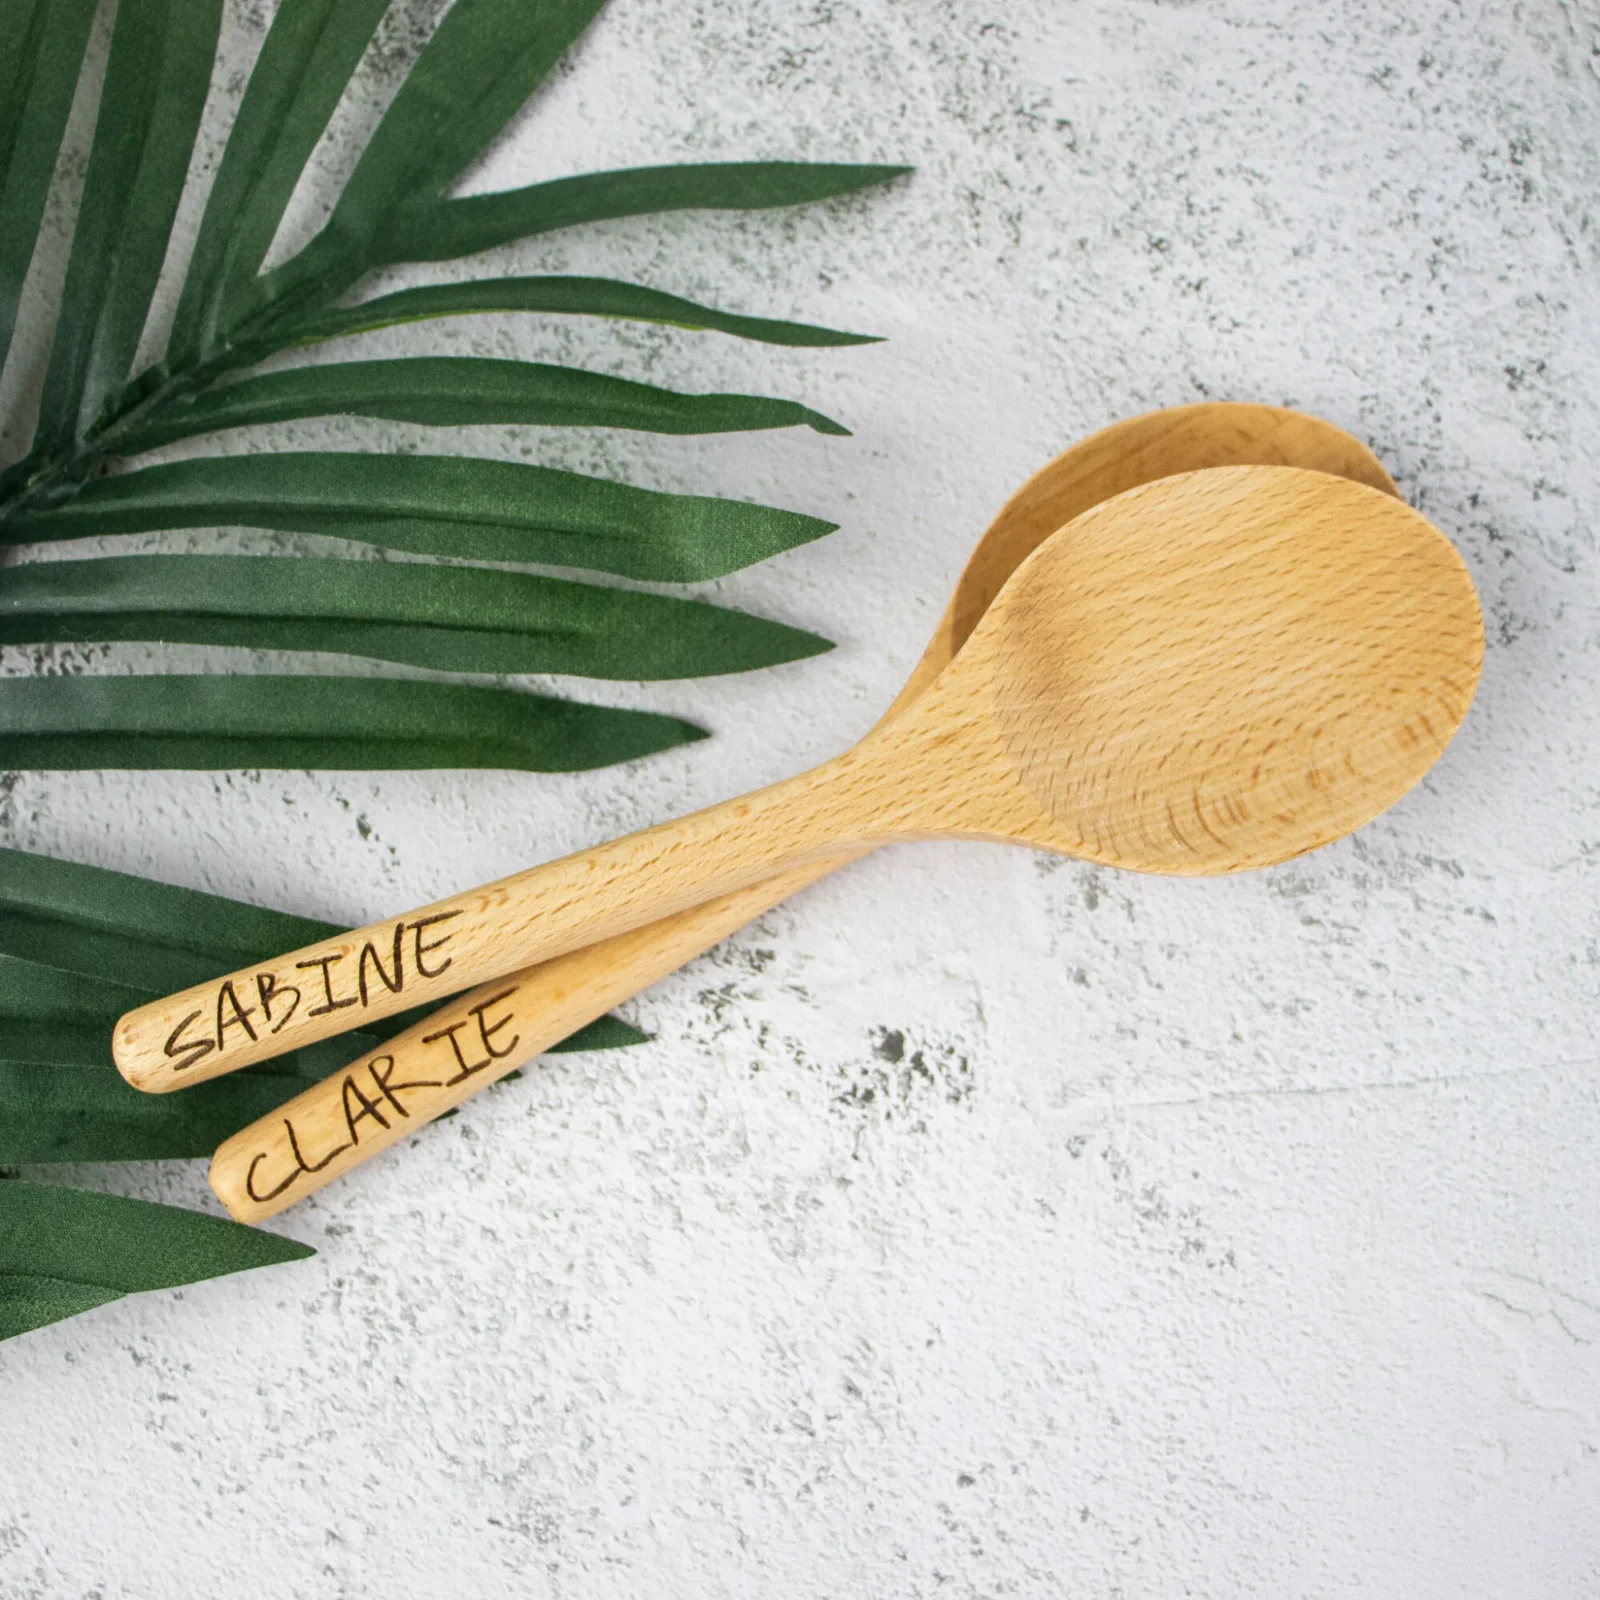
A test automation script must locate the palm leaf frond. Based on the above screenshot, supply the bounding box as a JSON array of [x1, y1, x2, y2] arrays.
[[0, 555, 832, 678], [279, 275, 881, 351], [0, 1178, 311, 1339], [0, 0, 904, 1339], [114, 358, 850, 452], [33, 0, 224, 452], [7, 452, 838, 578], [0, 0, 903, 777], [0, 674, 704, 770], [377, 161, 916, 268], [167, 0, 392, 368], [0, 0, 101, 369]]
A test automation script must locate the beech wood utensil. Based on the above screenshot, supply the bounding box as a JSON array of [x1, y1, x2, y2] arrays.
[[202, 403, 1402, 1219], [119, 450, 1481, 1135], [131, 465, 1483, 1106]]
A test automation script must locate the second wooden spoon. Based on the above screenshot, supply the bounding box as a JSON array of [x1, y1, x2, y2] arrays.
[[201, 405, 1399, 1218]]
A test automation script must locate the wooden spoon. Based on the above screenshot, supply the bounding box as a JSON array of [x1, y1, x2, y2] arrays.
[[127, 460, 1481, 1112], [201, 404, 1402, 1220], [120, 452, 1481, 1117]]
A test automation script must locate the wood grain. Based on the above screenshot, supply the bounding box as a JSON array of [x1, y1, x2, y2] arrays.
[[208, 404, 1404, 1219]]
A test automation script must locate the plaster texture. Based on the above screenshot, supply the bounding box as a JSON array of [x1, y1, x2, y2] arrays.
[[1, 1, 1598, 1595]]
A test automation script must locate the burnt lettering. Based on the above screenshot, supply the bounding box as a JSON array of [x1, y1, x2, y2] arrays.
[[422, 986, 522, 1086], [358, 923, 406, 1007], [163, 1009, 214, 1073], [297, 951, 358, 1017], [410, 910, 462, 980], [215, 980, 258, 1045], [245, 1150, 300, 1205], [234, 991, 517, 1209], [245, 1112, 356, 1204], [341, 1073, 390, 1143], [285, 1115, 349, 1174], [469, 987, 521, 1062], [421, 1016, 483, 1083], [367, 1053, 443, 1118], [256, 971, 301, 1033]]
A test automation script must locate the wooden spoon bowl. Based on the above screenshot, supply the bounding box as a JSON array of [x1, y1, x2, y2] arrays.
[[924, 464, 1481, 870]]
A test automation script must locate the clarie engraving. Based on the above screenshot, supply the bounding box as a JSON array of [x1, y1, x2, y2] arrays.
[[162, 911, 464, 1073], [242, 983, 522, 1205]]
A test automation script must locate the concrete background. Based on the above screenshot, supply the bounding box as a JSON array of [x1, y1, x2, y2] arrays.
[[2, 0, 1598, 1594]]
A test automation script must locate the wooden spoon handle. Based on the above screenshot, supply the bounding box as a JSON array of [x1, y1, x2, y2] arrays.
[[115, 745, 897, 1093], [207, 852, 862, 1221]]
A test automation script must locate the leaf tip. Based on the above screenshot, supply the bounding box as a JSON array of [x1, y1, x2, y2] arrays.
[[253, 1240, 316, 1270], [769, 626, 835, 666], [807, 413, 853, 437], [799, 516, 842, 544]]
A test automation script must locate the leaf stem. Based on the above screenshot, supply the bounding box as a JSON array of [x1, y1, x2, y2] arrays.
[[0, 289, 340, 530]]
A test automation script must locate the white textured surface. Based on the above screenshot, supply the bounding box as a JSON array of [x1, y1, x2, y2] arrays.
[[2, 1, 1599, 1594]]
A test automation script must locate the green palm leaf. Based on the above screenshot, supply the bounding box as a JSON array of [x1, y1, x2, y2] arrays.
[[259, 0, 611, 319], [0, 555, 831, 678], [0, 0, 100, 368], [7, 453, 837, 580], [0, 1179, 311, 1341], [279, 276, 879, 352], [33, 0, 223, 450], [0, 1068, 310, 1165], [0, 674, 704, 770], [0, 0, 904, 1340], [377, 161, 914, 267], [166, 0, 392, 368], [117, 358, 850, 451], [0, 843, 336, 988]]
